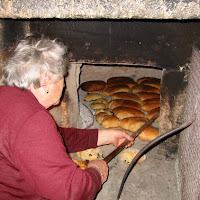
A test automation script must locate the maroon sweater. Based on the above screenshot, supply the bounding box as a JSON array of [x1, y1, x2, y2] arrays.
[[0, 86, 101, 200]]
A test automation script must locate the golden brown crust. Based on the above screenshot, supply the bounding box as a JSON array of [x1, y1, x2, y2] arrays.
[[95, 109, 112, 115], [84, 93, 103, 102], [120, 117, 147, 132], [137, 77, 161, 84], [142, 98, 160, 106], [111, 92, 141, 104], [107, 79, 137, 88], [73, 159, 88, 170], [107, 76, 134, 84], [93, 98, 108, 105], [107, 99, 141, 110], [140, 79, 161, 89], [139, 125, 159, 141], [131, 84, 160, 94], [146, 107, 160, 123], [80, 80, 106, 92], [100, 85, 130, 96], [101, 116, 120, 128], [112, 106, 145, 120], [91, 102, 107, 110], [95, 112, 111, 124], [136, 92, 160, 101], [77, 148, 103, 161], [121, 148, 146, 164], [142, 102, 160, 112]]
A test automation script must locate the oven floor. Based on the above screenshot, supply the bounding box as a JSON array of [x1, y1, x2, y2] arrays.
[[71, 65, 179, 200]]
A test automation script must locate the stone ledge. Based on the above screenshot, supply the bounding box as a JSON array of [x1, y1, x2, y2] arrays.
[[0, 0, 199, 19]]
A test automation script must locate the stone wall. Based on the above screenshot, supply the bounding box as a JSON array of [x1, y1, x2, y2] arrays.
[[0, 0, 199, 19]]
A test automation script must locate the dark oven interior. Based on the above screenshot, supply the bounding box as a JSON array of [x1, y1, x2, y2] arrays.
[[0, 1, 200, 199]]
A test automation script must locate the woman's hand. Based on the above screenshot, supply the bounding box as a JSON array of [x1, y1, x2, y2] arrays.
[[97, 129, 134, 148], [88, 160, 108, 184]]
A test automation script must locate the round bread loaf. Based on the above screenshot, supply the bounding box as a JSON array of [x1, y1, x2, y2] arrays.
[[80, 80, 106, 92], [136, 92, 160, 101], [142, 102, 160, 112], [107, 76, 134, 84], [77, 148, 103, 161], [121, 148, 146, 164], [120, 117, 147, 132], [137, 77, 161, 84], [113, 106, 145, 120], [84, 93, 102, 102], [131, 84, 160, 94], [100, 84, 130, 96], [140, 79, 161, 90], [91, 102, 107, 110], [73, 159, 88, 169], [139, 125, 159, 141], [142, 98, 160, 106], [107, 79, 137, 88], [95, 109, 112, 115], [112, 92, 141, 104], [102, 116, 120, 128], [93, 98, 108, 105], [108, 99, 141, 110], [95, 112, 111, 124], [146, 107, 160, 123]]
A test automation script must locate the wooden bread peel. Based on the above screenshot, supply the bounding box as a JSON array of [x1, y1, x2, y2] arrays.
[[103, 112, 160, 163]]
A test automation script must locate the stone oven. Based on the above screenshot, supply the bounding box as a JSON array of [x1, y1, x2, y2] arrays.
[[0, 1, 200, 199]]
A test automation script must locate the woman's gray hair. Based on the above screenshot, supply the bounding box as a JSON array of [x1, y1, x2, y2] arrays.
[[1, 34, 71, 89]]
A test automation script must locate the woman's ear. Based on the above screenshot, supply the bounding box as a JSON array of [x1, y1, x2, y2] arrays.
[[40, 72, 51, 86]]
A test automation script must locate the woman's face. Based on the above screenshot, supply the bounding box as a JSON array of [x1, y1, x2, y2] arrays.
[[47, 78, 65, 107]]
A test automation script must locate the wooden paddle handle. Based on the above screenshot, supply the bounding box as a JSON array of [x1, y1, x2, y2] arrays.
[[103, 112, 160, 163]]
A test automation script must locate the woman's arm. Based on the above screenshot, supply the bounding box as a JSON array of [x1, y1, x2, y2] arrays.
[[59, 127, 98, 152], [13, 111, 101, 200], [97, 129, 134, 147]]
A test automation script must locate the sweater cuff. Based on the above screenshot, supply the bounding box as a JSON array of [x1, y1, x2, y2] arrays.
[[84, 167, 102, 199]]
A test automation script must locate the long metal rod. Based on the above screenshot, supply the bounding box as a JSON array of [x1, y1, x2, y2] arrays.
[[103, 112, 160, 163], [117, 117, 195, 200]]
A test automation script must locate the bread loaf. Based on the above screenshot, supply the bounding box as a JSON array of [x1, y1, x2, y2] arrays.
[[95, 109, 112, 115], [77, 148, 103, 161], [139, 125, 159, 141], [95, 112, 111, 124], [120, 117, 147, 132], [80, 80, 106, 92], [102, 116, 120, 128], [146, 107, 160, 123], [113, 107, 145, 120], [108, 99, 141, 110], [131, 84, 160, 94], [121, 148, 146, 164], [107, 79, 137, 88], [73, 159, 88, 169], [84, 93, 102, 102], [140, 79, 161, 90], [137, 77, 161, 84], [136, 92, 160, 101], [142, 102, 160, 112], [93, 98, 108, 105], [111, 92, 141, 104], [100, 84, 130, 96], [107, 76, 134, 84], [142, 98, 160, 106], [91, 102, 107, 110]]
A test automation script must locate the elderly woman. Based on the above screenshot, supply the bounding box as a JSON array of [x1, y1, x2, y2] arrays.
[[0, 35, 134, 200]]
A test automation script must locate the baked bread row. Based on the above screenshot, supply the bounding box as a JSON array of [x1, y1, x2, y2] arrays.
[[80, 76, 161, 93]]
